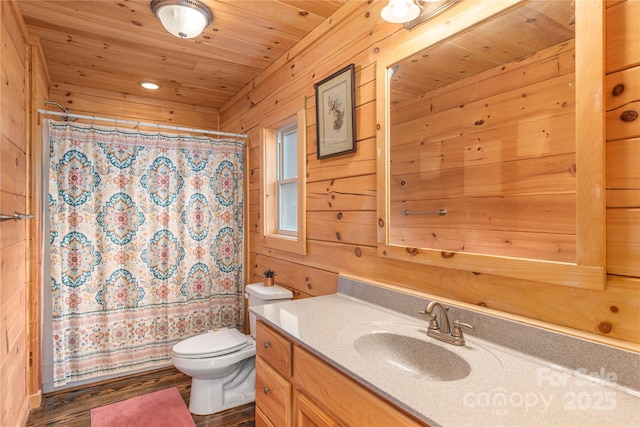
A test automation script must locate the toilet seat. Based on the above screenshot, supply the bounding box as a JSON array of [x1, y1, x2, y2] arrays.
[[172, 328, 249, 359]]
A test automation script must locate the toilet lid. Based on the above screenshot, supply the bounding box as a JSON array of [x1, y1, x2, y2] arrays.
[[172, 328, 249, 359]]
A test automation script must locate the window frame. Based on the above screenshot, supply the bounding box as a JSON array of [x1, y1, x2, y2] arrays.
[[260, 109, 307, 255]]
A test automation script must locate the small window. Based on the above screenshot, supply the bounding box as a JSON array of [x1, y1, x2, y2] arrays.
[[277, 123, 298, 235], [261, 110, 306, 254]]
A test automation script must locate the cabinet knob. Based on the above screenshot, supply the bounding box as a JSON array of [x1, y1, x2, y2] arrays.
[[263, 386, 271, 394], [263, 341, 271, 349]]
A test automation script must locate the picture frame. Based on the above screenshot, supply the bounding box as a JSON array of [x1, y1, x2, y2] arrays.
[[314, 64, 357, 159]]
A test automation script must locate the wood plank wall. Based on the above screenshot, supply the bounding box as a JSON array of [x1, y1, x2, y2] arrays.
[[25, 32, 51, 410], [221, 1, 640, 347], [1, 1, 30, 425], [47, 84, 220, 131], [605, 0, 640, 279], [12, 7, 638, 422], [389, 39, 577, 263]]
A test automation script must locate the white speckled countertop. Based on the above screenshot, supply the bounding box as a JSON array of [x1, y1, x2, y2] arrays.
[[250, 278, 640, 426]]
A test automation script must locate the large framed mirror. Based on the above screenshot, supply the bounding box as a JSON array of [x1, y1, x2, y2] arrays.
[[376, 0, 605, 289]]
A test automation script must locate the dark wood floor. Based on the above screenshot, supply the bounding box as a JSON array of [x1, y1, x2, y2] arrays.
[[26, 366, 255, 427]]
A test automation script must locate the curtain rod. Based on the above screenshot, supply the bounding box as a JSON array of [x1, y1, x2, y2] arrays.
[[37, 109, 247, 139]]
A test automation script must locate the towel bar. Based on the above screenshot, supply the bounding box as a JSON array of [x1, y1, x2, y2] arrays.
[[0, 212, 35, 221], [400, 209, 447, 216]]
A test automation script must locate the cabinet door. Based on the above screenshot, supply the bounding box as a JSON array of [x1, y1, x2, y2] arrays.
[[256, 356, 292, 427], [294, 345, 426, 426], [256, 406, 275, 427], [294, 391, 340, 427]]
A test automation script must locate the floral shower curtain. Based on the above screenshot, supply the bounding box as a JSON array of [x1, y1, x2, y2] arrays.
[[47, 121, 244, 386]]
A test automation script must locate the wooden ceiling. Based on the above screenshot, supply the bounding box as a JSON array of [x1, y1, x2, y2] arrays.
[[390, 0, 576, 104], [18, 0, 347, 110]]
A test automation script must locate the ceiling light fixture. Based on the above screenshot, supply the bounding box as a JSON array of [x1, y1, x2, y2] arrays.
[[382, 0, 461, 30], [150, 0, 213, 39], [381, 0, 421, 24], [139, 81, 161, 90]]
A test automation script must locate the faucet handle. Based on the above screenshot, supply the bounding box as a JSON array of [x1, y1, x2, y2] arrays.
[[419, 307, 441, 331], [428, 314, 439, 331], [452, 320, 474, 338]]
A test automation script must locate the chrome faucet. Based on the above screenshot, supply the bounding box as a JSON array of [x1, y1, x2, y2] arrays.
[[419, 301, 474, 346]]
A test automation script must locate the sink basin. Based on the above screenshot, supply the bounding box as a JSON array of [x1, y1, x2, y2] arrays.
[[353, 332, 471, 381], [338, 321, 501, 383]]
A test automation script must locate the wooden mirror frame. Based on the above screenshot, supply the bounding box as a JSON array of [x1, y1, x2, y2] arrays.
[[376, 0, 606, 290]]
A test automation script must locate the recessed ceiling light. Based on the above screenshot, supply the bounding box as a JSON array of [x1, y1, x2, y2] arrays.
[[139, 81, 161, 90]]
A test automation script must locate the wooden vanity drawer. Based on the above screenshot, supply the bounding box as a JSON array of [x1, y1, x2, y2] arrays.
[[256, 320, 292, 378], [256, 356, 291, 427]]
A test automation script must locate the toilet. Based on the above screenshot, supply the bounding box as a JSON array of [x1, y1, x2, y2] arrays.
[[171, 282, 293, 415]]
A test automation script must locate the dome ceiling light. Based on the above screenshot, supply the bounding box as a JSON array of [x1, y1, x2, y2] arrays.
[[381, 0, 421, 24], [150, 0, 213, 39], [381, 0, 461, 30]]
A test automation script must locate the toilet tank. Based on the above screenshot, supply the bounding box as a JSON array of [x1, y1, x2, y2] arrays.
[[245, 282, 293, 338]]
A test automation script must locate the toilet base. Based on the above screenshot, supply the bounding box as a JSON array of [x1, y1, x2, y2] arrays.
[[188, 356, 256, 415]]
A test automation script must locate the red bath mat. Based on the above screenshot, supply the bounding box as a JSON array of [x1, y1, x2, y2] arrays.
[[91, 387, 195, 427]]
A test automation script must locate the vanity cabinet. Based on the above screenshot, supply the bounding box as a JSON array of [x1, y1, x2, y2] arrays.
[[255, 319, 426, 427], [256, 320, 293, 427]]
